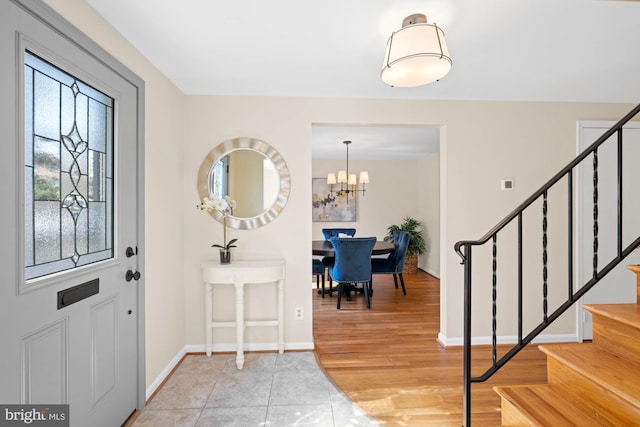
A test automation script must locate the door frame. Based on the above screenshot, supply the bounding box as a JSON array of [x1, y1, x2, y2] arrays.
[[14, 0, 146, 410], [575, 120, 640, 342]]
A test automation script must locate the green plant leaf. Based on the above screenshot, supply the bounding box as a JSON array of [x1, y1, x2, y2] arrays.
[[211, 238, 239, 250], [384, 216, 426, 256]]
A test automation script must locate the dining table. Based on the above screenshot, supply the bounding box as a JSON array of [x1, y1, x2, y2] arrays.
[[312, 239, 395, 257], [312, 239, 395, 299]]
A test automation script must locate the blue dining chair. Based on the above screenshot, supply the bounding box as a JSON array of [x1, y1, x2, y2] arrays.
[[371, 230, 410, 295], [312, 258, 327, 297], [321, 228, 357, 290], [327, 237, 376, 309], [321, 228, 356, 240]]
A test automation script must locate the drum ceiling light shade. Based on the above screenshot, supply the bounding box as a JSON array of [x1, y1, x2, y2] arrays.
[[381, 14, 452, 87]]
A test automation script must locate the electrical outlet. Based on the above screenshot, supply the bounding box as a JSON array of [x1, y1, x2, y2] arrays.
[[294, 306, 303, 320]]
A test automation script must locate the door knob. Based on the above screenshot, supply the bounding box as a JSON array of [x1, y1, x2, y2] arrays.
[[125, 270, 141, 282]]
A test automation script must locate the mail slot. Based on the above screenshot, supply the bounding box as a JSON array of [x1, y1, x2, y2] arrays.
[[57, 278, 99, 309]]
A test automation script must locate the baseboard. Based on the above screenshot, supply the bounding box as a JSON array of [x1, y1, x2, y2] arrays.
[[283, 342, 315, 351], [145, 346, 187, 400], [420, 267, 440, 278], [437, 332, 579, 347], [184, 342, 315, 353], [145, 341, 315, 399]]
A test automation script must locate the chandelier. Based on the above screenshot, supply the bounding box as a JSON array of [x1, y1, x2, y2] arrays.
[[327, 141, 369, 201], [381, 13, 452, 87]]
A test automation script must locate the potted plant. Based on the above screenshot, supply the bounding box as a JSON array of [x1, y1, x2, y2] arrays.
[[197, 195, 238, 264], [384, 216, 426, 274]]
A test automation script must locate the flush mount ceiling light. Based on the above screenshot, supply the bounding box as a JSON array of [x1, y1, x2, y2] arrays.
[[381, 13, 452, 87]]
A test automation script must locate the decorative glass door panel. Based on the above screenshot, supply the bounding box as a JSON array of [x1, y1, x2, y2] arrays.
[[24, 51, 113, 281]]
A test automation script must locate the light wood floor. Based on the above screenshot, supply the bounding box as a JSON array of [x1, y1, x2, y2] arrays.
[[312, 270, 549, 426]]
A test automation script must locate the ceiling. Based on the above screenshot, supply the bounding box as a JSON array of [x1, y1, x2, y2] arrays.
[[312, 125, 439, 160], [85, 0, 640, 159]]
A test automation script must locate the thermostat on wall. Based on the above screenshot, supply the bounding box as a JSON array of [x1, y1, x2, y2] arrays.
[[501, 179, 514, 190]]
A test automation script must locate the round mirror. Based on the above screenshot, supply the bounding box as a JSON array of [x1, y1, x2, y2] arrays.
[[197, 137, 291, 229]]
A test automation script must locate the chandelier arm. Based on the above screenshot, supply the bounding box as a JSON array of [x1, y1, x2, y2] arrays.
[[328, 140, 367, 200]]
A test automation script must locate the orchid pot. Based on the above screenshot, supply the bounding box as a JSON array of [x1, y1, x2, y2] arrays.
[[197, 195, 238, 264]]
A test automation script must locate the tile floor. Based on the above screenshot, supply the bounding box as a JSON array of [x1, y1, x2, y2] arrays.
[[131, 351, 380, 427]]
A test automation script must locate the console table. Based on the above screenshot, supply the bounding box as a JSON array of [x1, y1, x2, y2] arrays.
[[202, 259, 285, 369]]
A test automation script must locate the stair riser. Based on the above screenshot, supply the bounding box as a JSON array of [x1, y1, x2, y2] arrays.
[[500, 396, 539, 427], [591, 312, 640, 365], [547, 356, 640, 425], [495, 386, 604, 426]]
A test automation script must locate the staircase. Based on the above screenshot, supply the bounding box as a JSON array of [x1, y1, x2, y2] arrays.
[[494, 266, 640, 426], [455, 104, 640, 426]]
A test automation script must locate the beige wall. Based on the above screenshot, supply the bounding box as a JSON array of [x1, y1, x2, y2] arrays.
[[45, 0, 187, 389], [184, 97, 634, 348], [183, 96, 315, 349], [312, 159, 422, 241], [437, 102, 633, 344], [312, 155, 439, 275], [419, 153, 440, 276], [48, 0, 637, 391]]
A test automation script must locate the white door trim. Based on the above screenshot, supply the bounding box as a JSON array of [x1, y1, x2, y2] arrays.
[[575, 120, 640, 342]]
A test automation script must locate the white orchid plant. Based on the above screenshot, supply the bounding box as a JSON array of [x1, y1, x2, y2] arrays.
[[196, 195, 238, 251]]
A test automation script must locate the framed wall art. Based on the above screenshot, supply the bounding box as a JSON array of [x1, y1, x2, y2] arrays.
[[312, 178, 356, 222]]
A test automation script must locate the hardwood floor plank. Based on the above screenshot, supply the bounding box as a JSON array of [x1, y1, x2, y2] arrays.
[[312, 270, 548, 426]]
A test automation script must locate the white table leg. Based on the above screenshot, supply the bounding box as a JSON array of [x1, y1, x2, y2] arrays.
[[205, 283, 212, 357], [202, 260, 285, 369], [277, 278, 284, 354], [235, 278, 245, 369]]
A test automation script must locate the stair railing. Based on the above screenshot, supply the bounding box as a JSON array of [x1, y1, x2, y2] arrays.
[[454, 103, 640, 426]]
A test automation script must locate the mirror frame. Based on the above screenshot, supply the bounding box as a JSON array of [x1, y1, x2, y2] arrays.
[[197, 137, 291, 230]]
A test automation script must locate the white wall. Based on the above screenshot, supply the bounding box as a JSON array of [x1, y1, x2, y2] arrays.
[[48, 0, 637, 390]]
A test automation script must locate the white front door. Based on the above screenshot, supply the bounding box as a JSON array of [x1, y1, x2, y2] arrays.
[[577, 121, 640, 340], [0, 2, 143, 426]]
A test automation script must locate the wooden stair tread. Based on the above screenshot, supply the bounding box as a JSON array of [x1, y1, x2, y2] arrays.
[[584, 304, 640, 329], [539, 343, 640, 408], [494, 384, 604, 426]]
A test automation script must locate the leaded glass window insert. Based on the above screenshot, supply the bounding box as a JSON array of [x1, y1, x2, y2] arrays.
[[24, 51, 114, 281]]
